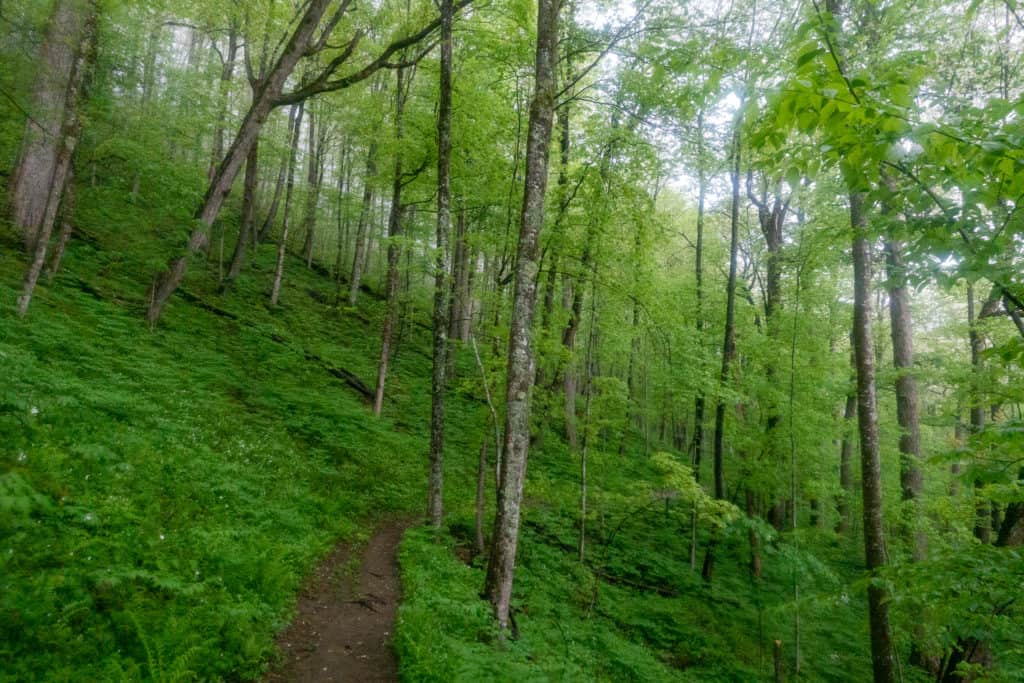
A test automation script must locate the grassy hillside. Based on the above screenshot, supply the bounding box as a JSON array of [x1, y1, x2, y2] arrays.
[[2, 183, 886, 681]]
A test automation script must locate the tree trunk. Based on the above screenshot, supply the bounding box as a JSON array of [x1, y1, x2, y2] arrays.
[[850, 192, 896, 683], [484, 0, 559, 630], [333, 142, 351, 279], [45, 178, 76, 281], [448, 209, 472, 342], [9, 0, 95, 255], [270, 102, 305, 306], [374, 66, 410, 416], [257, 121, 292, 244], [301, 110, 323, 268], [427, 0, 454, 527], [147, 0, 333, 324], [208, 22, 239, 181], [17, 3, 97, 316], [885, 236, 925, 561], [348, 143, 378, 306], [701, 128, 740, 583], [968, 284, 990, 543], [690, 111, 706, 570], [225, 138, 260, 282], [475, 434, 488, 556], [837, 382, 857, 535], [579, 281, 597, 563]]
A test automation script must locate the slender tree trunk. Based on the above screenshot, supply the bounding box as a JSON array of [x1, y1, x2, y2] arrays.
[[885, 236, 925, 561], [850, 192, 896, 683], [333, 142, 350, 277], [689, 111, 706, 570], [300, 110, 323, 267], [620, 295, 641, 455], [837, 379, 857, 535], [579, 280, 597, 563], [147, 0, 333, 324], [257, 128, 291, 244], [475, 434, 488, 555], [270, 102, 305, 306], [374, 66, 410, 416], [349, 143, 378, 306], [9, 0, 95, 255], [427, 0, 454, 527], [951, 409, 964, 497], [701, 128, 740, 583], [45, 177, 76, 281], [208, 23, 239, 181], [225, 139, 260, 282], [968, 284, 990, 544], [17, 3, 96, 316], [448, 209, 472, 342], [484, 0, 559, 630]]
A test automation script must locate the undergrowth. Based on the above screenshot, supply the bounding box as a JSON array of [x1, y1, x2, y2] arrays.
[[2, 178, 935, 682], [0, 181, 478, 680]]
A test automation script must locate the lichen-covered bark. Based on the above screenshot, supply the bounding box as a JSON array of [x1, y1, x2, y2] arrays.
[[428, 0, 454, 527], [885, 237, 925, 561], [484, 0, 559, 629], [17, 1, 97, 316], [851, 192, 895, 683], [10, 0, 93, 255]]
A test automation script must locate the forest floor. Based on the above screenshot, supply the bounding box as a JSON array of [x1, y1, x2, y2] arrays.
[[0, 196, 887, 680], [265, 520, 409, 683]]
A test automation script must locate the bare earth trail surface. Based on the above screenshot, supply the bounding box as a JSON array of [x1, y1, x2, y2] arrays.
[[264, 520, 409, 683]]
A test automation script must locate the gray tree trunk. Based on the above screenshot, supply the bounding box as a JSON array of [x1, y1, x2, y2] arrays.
[[967, 284, 991, 543], [270, 102, 305, 306], [17, 2, 97, 316], [428, 0, 454, 527], [301, 110, 323, 268], [689, 111, 706, 570], [701, 129, 740, 583], [257, 127, 291, 244], [837, 376, 856, 535], [208, 22, 239, 181], [374, 66, 411, 416], [225, 139, 260, 282], [484, 0, 559, 630], [9, 0, 94, 255], [884, 237, 925, 561], [850, 192, 896, 683], [348, 143, 378, 306]]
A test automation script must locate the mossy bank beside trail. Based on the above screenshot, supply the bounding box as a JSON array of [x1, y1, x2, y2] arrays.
[[4, 0, 1024, 681]]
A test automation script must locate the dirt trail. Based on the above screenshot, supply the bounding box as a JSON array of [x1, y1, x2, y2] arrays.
[[264, 520, 408, 683]]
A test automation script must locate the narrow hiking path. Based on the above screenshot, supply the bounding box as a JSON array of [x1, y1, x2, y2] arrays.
[[264, 521, 409, 683]]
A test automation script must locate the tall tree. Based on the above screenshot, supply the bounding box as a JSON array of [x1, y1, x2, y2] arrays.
[[967, 283, 990, 544], [850, 192, 896, 683], [16, 0, 98, 316], [701, 126, 740, 583], [348, 140, 378, 306], [9, 0, 96, 255], [374, 65, 413, 416], [484, 0, 560, 629], [884, 233, 925, 561], [270, 102, 304, 307], [427, 0, 454, 527], [300, 108, 325, 268]]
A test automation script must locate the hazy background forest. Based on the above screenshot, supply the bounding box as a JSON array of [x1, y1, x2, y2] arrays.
[[1, 0, 1023, 680]]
